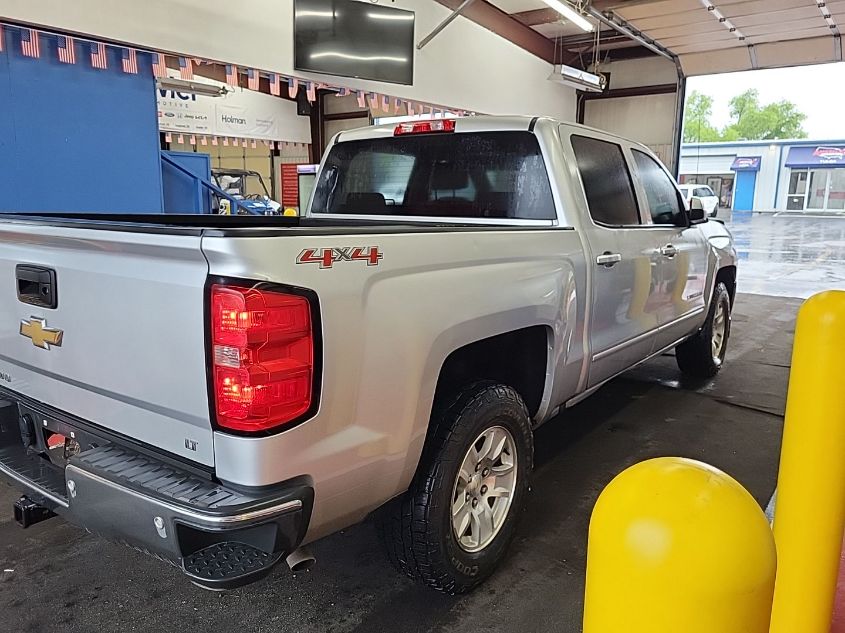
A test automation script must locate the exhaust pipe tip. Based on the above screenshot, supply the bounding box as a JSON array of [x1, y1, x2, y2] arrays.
[[286, 546, 316, 573]]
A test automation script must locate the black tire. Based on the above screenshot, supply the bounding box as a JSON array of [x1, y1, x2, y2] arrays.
[[676, 282, 732, 378], [378, 382, 533, 594]]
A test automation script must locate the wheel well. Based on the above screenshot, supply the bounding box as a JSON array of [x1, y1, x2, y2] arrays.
[[716, 265, 737, 306], [433, 326, 549, 419]]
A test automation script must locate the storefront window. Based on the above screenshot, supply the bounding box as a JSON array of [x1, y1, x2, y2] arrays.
[[788, 170, 808, 195], [828, 169, 845, 210]]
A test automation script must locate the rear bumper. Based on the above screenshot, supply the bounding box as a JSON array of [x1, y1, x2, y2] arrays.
[[0, 395, 313, 589]]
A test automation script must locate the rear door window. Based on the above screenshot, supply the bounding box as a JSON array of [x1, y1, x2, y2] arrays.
[[310, 132, 556, 220], [570, 135, 641, 226]]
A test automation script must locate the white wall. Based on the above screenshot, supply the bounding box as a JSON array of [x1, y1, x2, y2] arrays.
[[584, 93, 677, 168], [594, 56, 678, 90], [0, 0, 577, 119], [680, 142, 782, 210]]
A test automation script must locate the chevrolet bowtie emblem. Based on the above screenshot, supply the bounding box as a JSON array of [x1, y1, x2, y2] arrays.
[[20, 317, 64, 350]]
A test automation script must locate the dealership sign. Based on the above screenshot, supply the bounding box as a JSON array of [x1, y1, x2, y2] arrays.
[[785, 145, 845, 168], [156, 73, 310, 143]]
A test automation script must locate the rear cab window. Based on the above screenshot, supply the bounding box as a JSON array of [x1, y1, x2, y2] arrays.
[[310, 131, 557, 220]]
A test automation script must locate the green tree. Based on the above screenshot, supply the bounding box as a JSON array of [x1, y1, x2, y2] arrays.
[[683, 91, 721, 142], [720, 89, 807, 141]]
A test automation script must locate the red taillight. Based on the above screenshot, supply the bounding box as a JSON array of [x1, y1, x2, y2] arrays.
[[210, 284, 314, 433], [394, 118, 456, 136]]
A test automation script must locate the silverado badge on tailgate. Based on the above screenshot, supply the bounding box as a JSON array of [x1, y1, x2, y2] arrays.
[[20, 317, 64, 350]]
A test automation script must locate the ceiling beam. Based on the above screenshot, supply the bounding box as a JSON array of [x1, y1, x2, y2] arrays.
[[432, 0, 556, 62]]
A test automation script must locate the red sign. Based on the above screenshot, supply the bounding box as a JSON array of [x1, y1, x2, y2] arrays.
[[280, 164, 300, 208]]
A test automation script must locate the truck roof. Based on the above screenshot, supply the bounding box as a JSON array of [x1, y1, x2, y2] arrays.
[[333, 114, 654, 154]]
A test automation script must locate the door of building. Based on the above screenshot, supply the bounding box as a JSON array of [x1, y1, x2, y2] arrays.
[[806, 169, 845, 211]]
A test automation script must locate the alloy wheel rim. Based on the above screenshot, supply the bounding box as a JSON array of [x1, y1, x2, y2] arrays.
[[712, 300, 727, 361], [450, 425, 518, 553]]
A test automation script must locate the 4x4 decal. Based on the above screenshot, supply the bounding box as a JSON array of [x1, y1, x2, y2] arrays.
[[296, 246, 383, 269]]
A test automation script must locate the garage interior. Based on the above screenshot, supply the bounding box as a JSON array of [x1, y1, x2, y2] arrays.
[[1, 1, 844, 631]]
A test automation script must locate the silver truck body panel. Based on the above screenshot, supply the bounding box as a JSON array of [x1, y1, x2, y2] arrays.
[[0, 224, 214, 465], [203, 227, 585, 540]]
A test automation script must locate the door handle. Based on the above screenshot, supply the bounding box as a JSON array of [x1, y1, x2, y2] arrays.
[[596, 252, 622, 267], [660, 244, 678, 258]]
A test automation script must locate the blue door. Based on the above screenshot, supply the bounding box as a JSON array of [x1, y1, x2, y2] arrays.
[[734, 170, 757, 211]]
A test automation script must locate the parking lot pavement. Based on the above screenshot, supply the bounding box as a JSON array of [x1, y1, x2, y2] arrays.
[[725, 211, 845, 298], [0, 292, 797, 633]]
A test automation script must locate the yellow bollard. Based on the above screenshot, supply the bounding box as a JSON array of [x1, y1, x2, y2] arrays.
[[770, 290, 845, 633], [583, 457, 776, 633]]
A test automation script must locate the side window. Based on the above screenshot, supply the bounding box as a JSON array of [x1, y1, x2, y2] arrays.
[[693, 187, 707, 197], [704, 186, 716, 197], [571, 135, 640, 226], [632, 150, 685, 225]]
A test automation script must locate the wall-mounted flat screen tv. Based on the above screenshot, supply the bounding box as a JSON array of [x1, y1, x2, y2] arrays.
[[294, 0, 415, 85]]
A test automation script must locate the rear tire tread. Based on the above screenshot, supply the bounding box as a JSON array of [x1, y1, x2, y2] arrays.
[[377, 382, 532, 595]]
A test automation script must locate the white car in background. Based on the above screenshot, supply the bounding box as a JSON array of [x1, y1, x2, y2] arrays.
[[679, 184, 720, 217]]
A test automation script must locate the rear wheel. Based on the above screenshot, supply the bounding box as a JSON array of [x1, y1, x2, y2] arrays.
[[675, 282, 731, 378], [378, 382, 533, 594]]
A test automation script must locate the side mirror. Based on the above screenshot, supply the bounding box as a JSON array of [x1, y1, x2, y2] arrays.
[[688, 197, 706, 223]]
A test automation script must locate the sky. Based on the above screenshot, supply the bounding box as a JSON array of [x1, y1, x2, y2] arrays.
[[686, 62, 845, 141]]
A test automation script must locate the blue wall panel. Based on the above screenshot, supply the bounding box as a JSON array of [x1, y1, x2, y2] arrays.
[[161, 150, 212, 214], [0, 28, 163, 213]]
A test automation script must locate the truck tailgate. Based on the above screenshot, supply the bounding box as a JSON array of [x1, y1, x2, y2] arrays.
[[0, 222, 214, 466]]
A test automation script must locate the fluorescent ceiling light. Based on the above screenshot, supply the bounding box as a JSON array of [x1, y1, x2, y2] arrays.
[[542, 0, 594, 32], [296, 10, 335, 18], [310, 52, 408, 63], [549, 64, 605, 92], [367, 12, 414, 21], [156, 78, 230, 97]]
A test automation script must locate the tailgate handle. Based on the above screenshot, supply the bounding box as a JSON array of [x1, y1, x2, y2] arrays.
[[16, 265, 58, 309]]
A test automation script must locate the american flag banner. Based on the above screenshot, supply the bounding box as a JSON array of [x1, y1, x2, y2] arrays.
[[393, 96, 402, 114], [189, 135, 196, 145], [356, 90, 366, 108], [306, 81, 316, 103], [268, 73, 280, 96], [200, 136, 207, 146], [288, 77, 299, 99], [177, 134, 184, 144], [152, 52, 167, 78], [225, 64, 238, 87], [21, 29, 40, 58], [247, 68, 259, 91], [336, 87, 350, 98], [178, 57, 193, 80], [57, 36, 76, 64], [211, 136, 218, 146], [165, 132, 172, 143], [222, 137, 229, 146], [368, 92, 378, 110], [407, 101, 416, 116], [241, 138, 248, 148], [381, 94, 390, 113], [121, 48, 138, 74], [90, 42, 108, 70], [250, 139, 257, 149]]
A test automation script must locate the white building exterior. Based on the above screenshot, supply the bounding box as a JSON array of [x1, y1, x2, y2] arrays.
[[680, 139, 845, 212]]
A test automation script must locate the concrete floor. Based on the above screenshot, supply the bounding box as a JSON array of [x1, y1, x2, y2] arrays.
[[3, 213, 841, 633], [725, 210, 845, 298]]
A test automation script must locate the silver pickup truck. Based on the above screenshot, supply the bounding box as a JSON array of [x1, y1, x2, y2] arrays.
[[0, 116, 736, 594]]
